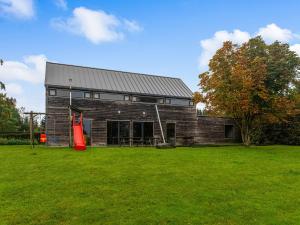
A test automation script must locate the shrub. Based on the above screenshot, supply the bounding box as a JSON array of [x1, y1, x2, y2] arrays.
[[0, 137, 31, 145]]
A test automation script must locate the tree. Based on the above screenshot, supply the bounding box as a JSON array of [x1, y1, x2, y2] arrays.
[[0, 83, 25, 132], [0, 95, 22, 132], [195, 37, 300, 145]]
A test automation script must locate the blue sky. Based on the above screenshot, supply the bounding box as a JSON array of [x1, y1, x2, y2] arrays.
[[1, 0, 300, 112]]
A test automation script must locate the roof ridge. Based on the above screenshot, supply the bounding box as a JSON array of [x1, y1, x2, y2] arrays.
[[46, 61, 182, 81]]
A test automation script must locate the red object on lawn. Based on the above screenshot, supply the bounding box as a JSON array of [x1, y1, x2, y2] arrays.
[[72, 113, 86, 151], [40, 133, 47, 143]]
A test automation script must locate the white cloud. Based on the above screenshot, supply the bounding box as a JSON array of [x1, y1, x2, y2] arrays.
[[290, 44, 300, 56], [5, 83, 23, 96], [51, 7, 124, 44], [0, 0, 34, 19], [257, 23, 293, 43], [51, 7, 142, 44], [0, 54, 47, 84], [199, 30, 250, 68], [198, 23, 300, 69], [55, 0, 67, 10], [0, 55, 47, 112], [124, 19, 143, 32]]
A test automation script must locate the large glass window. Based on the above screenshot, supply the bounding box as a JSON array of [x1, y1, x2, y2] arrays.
[[133, 122, 154, 145], [107, 121, 130, 145]]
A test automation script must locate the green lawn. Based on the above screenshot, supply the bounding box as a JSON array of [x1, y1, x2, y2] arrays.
[[0, 145, 300, 225]]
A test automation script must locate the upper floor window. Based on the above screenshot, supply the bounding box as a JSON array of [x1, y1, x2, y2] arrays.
[[158, 98, 164, 104], [84, 92, 91, 98], [49, 89, 56, 96], [124, 95, 130, 101], [189, 101, 194, 106], [94, 93, 100, 99], [132, 96, 137, 102], [165, 99, 171, 104]]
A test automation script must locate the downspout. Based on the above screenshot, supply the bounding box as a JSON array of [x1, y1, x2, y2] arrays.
[[155, 104, 166, 143]]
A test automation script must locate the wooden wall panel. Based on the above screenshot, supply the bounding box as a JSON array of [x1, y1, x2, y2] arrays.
[[46, 92, 240, 146]]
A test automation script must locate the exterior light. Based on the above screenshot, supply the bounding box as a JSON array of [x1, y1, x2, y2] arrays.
[[118, 110, 121, 114]]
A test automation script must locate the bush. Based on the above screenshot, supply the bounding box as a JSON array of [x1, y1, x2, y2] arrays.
[[0, 137, 31, 145], [252, 115, 300, 145]]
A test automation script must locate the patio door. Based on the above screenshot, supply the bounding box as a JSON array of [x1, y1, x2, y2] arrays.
[[107, 121, 130, 145], [166, 123, 176, 144], [133, 122, 154, 145]]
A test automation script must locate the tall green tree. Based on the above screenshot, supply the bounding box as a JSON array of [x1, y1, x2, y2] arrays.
[[195, 37, 300, 145]]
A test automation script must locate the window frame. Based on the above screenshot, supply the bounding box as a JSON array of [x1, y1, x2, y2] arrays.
[[94, 93, 100, 99], [158, 98, 164, 104], [84, 92, 91, 99], [49, 89, 56, 96]]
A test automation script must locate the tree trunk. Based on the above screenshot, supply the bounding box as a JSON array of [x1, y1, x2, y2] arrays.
[[240, 122, 251, 146]]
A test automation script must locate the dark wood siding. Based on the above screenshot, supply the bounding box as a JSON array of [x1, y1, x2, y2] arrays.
[[45, 87, 240, 146]]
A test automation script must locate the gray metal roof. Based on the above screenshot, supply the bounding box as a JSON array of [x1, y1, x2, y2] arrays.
[[45, 62, 193, 98]]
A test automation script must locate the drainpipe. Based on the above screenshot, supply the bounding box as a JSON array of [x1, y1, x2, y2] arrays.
[[155, 104, 165, 143]]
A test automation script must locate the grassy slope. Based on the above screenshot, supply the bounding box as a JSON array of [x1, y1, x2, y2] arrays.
[[0, 145, 300, 225]]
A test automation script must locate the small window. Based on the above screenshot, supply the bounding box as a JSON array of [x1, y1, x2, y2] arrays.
[[166, 99, 171, 104], [124, 95, 130, 101], [132, 96, 137, 102], [49, 89, 56, 96], [225, 125, 234, 138], [158, 98, 164, 104], [94, 93, 100, 99], [84, 92, 91, 98], [189, 101, 194, 106]]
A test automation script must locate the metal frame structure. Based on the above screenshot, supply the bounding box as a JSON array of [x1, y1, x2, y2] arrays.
[[24, 111, 68, 148]]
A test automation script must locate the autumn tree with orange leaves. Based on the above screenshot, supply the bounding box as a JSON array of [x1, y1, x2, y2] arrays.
[[194, 37, 300, 145]]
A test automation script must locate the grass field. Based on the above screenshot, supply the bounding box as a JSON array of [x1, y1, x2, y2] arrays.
[[0, 145, 300, 225]]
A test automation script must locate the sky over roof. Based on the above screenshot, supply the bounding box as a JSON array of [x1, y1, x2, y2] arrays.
[[0, 0, 300, 112]]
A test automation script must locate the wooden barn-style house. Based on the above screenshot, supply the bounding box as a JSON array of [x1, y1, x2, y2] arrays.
[[45, 62, 239, 146]]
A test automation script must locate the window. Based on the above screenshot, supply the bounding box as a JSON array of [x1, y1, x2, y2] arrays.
[[225, 125, 234, 138], [124, 95, 130, 101], [84, 92, 91, 98], [133, 122, 154, 145], [94, 93, 100, 99], [49, 89, 56, 96], [158, 98, 164, 104], [189, 101, 194, 106], [107, 121, 130, 145], [132, 96, 159, 103], [165, 99, 171, 104]]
